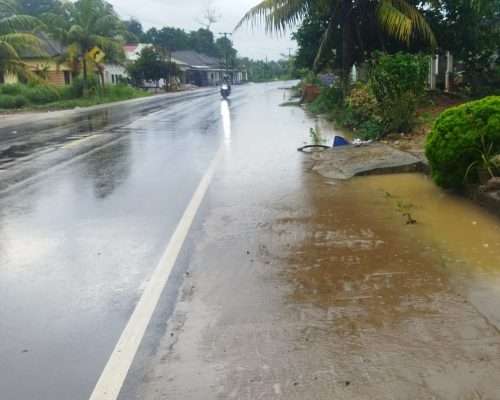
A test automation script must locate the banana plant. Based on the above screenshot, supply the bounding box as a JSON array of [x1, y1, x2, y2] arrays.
[[0, 0, 45, 82]]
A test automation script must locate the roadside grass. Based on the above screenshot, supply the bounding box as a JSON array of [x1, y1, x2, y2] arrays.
[[30, 91, 151, 111], [417, 110, 437, 126], [0, 83, 151, 112]]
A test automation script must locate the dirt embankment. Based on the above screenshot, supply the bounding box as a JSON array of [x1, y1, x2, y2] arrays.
[[381, 94, 465, 158]]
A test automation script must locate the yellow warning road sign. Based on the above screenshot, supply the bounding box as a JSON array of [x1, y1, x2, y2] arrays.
[[87, 47, 105, 63]]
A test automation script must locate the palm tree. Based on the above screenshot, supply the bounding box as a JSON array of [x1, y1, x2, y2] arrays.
[[43, 0, 124, 92], [0, 0, 44, 82], [237, 0, 436, 83]]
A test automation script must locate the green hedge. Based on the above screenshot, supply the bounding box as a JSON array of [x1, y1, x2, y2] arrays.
[[0, 94, 28, 109], [369, 52, 428, 133], [306, 53, 428, 139], [308, 85, 344, 114], [25, 85, 61, 104], [0, 81, 148, 110], [425, 96, 500, 189], [0, 83, 26, 96]]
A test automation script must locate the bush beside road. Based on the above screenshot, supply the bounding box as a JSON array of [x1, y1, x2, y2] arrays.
[[0, 82, 151, 112]]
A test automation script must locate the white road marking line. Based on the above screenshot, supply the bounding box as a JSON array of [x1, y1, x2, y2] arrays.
[[89, 146, 224, 400]]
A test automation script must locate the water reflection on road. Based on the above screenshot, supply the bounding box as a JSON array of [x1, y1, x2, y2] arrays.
[[221, 100, 231, 147], [136, 84, 500, 400]]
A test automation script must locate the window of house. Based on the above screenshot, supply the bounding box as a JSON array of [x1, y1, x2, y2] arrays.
[[64, 71, 71, 85], [111, 75, 115, 84]]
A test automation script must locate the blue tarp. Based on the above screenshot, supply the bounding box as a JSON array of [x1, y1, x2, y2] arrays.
[[332, 136, 350, 147]]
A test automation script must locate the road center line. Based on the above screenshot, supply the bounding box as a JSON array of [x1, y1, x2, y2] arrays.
[[88, 145, 224, 400]]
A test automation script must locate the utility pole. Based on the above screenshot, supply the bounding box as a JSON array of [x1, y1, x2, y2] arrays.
[[218, 32, 233, 82]]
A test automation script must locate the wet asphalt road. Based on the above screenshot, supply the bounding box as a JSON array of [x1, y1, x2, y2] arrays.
[[0, 85, 258, 399], [4, 83, 500, 400]]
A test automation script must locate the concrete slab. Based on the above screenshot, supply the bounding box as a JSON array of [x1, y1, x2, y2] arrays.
[[311, 143, 424, 180]]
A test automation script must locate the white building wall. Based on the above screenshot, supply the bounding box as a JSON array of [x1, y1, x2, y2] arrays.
[[103, 64, 127, 85]]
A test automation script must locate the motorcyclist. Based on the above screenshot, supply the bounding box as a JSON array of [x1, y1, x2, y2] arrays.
[[220, 76, 231, 99], [222, 76, 231, 93]]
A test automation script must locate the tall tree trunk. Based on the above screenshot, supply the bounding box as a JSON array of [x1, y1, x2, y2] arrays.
[[99, 68, 105, 90], [354, 22, 365, 57], [312, 9, 336, 73], [340, 0, 354, 94], [313, 1, 343, 74], [376, 26, 386, 52], [82, 57, 88, 97]]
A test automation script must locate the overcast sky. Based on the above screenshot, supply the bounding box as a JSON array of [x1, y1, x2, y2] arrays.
[[107, 0, 297, 60]]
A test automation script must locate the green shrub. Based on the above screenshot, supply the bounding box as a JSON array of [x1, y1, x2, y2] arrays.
[[308, 85, 344, 114], [347, 83, 379, 120], [425, 96, 500, 189], [25, 85, 61, 104], [301, 70, 321, 86], [0, 83, 26, 96], [331, 83, 383, 140], [0, 95, 16, 109], [357, 119, 385, 140], [68, 75, 103, 98], [58, 86, 75, 100], [369, 52, 428, 133], [105, 84, 139, 100], [13, 95, 28, 108], [0, 94, 27, 109]]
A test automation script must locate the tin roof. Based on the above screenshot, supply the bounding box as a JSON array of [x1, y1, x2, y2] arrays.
[[171, 50, 222, 68]]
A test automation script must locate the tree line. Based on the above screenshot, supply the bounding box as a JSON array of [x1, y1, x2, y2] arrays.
[[238, 0, 500, 94], [0, 0, 290, 92]]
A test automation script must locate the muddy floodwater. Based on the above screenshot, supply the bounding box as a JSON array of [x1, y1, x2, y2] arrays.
[[280, 171, 500, 398], [137, 85, 500, 400]]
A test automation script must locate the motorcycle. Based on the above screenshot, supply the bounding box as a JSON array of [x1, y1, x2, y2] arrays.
[[220, 84, 231, 99]]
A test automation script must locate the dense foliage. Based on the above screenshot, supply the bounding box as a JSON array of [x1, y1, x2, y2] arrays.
[[369, 52, 428, 132], [0, 0, 44, 81], [308, 52, 427, 139], [292, 9, 333, 71], [287, 0, 500, 97], [239, 0, 435, 82], [238, 58, 292, 82], [40, 0, 125, 86], [424, 0, 500, 97], [127, 47, 179, 87], [1, 0, 293, 93], [134, 25, 239, 66], [425, 96, 500, 189]]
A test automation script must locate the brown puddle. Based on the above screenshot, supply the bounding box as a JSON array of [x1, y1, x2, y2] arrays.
[[264, 172, 500, 397], [359, 173, 500, 273], [277, 173, 500, 332]]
